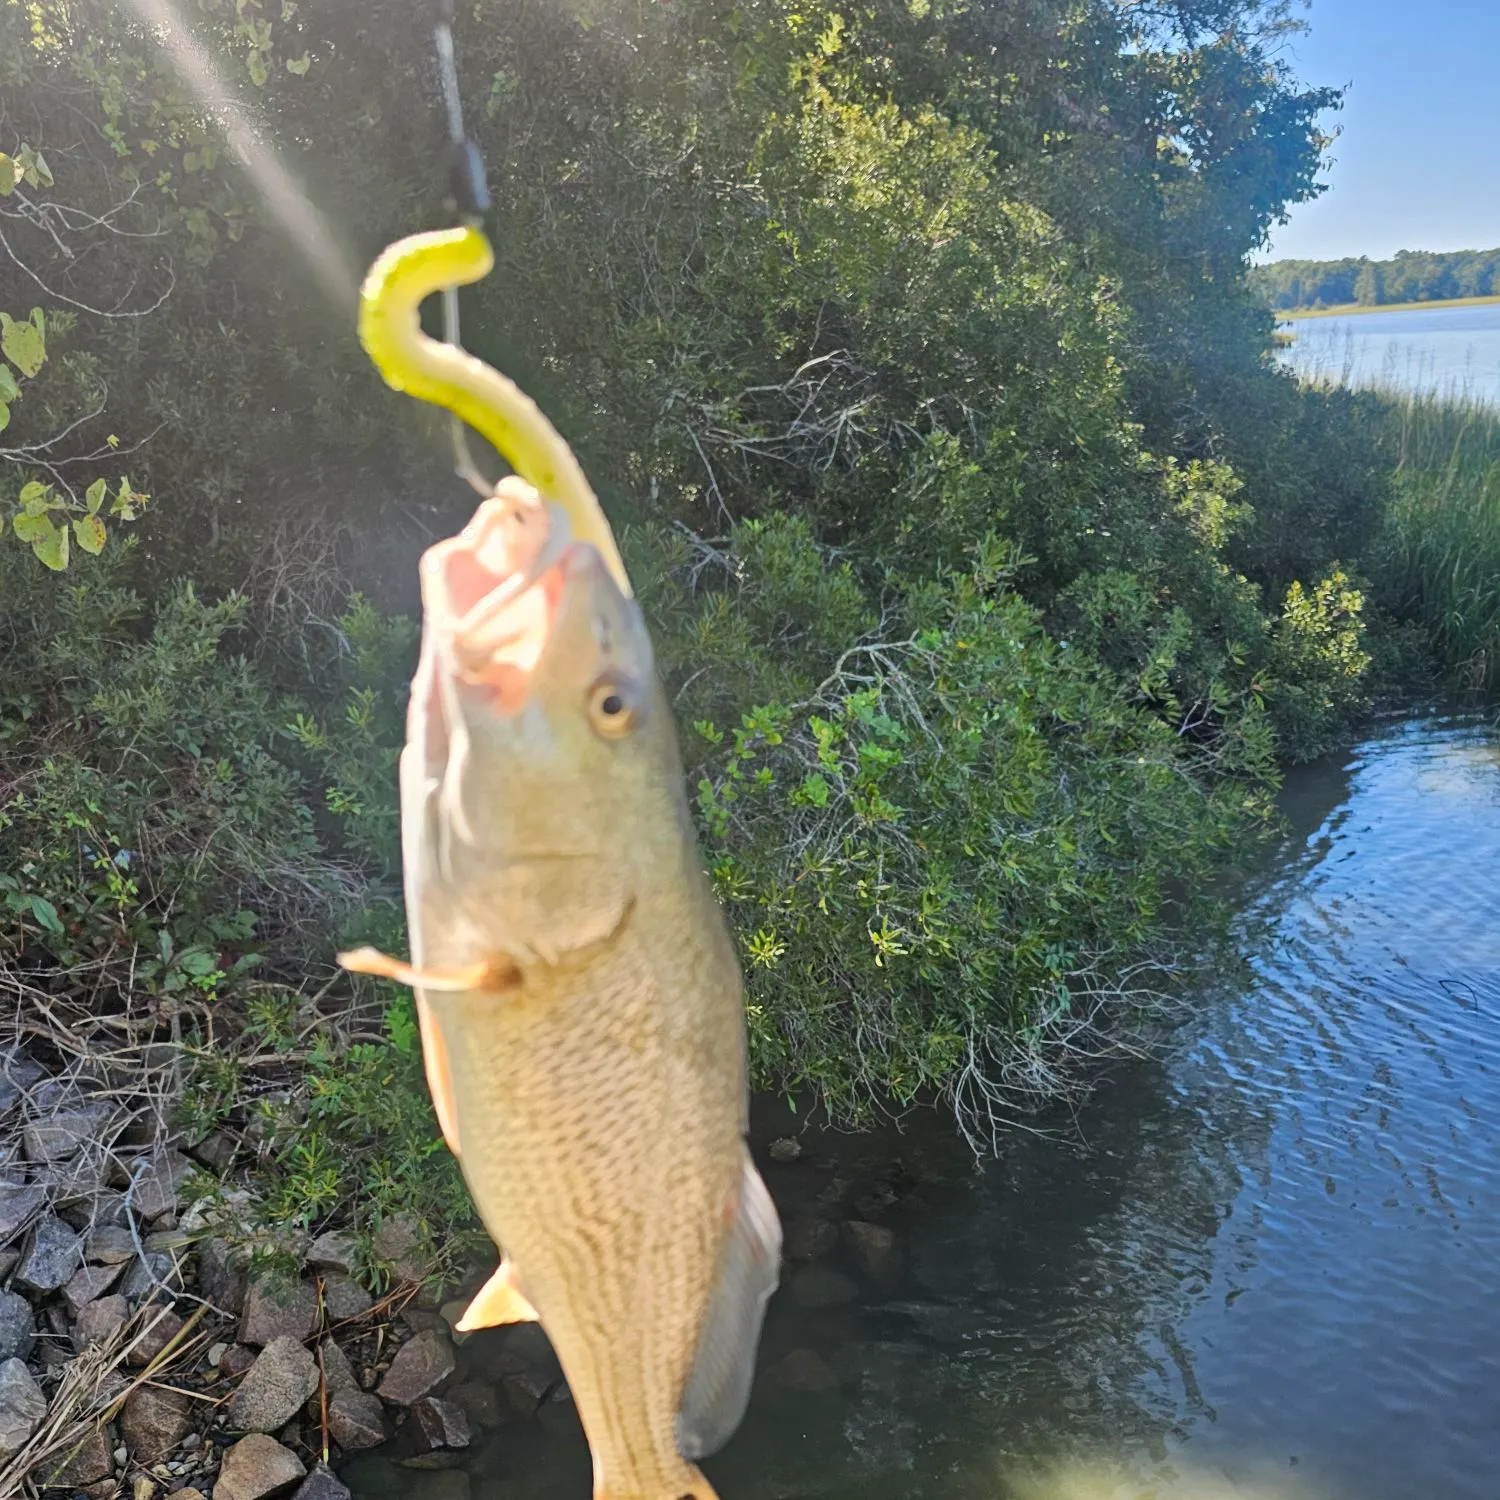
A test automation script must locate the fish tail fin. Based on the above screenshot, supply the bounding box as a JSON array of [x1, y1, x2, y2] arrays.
[[596, 1460, 720, 1500]]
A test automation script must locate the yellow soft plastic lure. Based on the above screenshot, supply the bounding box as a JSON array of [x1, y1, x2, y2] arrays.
[[356, 224, 632, 597]]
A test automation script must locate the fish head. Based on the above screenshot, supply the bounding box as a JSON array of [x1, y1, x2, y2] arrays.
[[406, 479, 683, 964]]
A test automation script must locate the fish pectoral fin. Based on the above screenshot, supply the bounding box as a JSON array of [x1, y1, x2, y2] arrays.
[[337, 945, 519, 994], [674, 1150, 783, 1461], [455, 1259, 539, 1330]]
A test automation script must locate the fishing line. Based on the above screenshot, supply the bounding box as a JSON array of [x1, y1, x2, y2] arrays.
[[431, 0, 497, 498]]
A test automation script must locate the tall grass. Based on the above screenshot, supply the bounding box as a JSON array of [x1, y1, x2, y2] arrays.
[[1382, 392, 1500, 695]]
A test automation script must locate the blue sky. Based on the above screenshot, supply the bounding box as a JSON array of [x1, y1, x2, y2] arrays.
[[1259, 0, 1500, 263]]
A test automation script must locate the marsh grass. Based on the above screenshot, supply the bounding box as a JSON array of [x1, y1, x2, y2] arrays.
[[1381, 393, 1500, 695]]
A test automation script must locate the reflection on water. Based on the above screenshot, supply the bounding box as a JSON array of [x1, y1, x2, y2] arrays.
[[345, 717, 1500, 1500]]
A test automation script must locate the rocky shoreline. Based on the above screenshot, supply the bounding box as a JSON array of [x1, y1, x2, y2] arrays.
[[0, 1041, 960, 1500]]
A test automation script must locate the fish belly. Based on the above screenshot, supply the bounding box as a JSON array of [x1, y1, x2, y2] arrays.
[[441, 951, 743, 1499]]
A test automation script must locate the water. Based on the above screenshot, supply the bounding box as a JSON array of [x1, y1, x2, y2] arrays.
[[1276, 301, 1500, 403], [348, 715, 1500, 1500]]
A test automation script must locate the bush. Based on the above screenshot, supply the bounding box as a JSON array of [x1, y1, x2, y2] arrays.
[[640, 515, 1271, 1144], [0, 542, 470, 1249]]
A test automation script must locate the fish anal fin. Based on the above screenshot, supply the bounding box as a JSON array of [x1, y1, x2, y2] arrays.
[[456, 1259, 540, 1331], [674, 1151, 782, 1461], [338, 945, 519, 994], [416, 995, 460, 1158]]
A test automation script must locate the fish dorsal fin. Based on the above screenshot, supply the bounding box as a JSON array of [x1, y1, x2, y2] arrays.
[[675, 1150, 782, 1460], [456, 1258, 540, 1331]]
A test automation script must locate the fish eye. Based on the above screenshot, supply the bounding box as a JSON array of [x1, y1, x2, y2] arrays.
[[587, 677, 639, 739]]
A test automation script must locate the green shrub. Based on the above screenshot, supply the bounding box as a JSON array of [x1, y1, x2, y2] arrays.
[[641, 515, 1272, 1143]]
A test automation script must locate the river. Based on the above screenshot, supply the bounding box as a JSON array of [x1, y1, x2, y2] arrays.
[[1277, 301, 1500, 403], [343, 713, 1500, 1500]]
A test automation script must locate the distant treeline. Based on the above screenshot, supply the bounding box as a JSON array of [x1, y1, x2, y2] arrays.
[[1250, 248, 1500, 311]]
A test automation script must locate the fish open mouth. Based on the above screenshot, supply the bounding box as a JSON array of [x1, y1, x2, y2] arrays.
[[420, 479, 576, 712]]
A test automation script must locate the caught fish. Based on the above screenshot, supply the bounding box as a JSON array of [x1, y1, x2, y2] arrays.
[[342, 477, 781, 1500]]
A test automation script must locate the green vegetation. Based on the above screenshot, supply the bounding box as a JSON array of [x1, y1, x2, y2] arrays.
[[1282, 294, 1500, 321], [1379, 395, 1500, 696], [1253, 246, 1500, 313], [0, 0, 1495, 1252]]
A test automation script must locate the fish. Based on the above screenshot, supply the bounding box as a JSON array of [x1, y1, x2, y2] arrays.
[[341, 476, 781, 1500]]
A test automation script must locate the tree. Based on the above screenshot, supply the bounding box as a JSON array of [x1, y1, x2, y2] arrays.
[[0, 140, 153, 567]]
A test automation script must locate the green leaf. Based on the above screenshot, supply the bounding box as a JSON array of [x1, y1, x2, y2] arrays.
[[247, 49, 269, 86], [0, 401, 8, 434], [0, 365, 18, 402], [11, 512, 50, 543], [110, 477, 147, 520], [32, 519, 69, 570], [0, 155, 16, 195], [28, 896, 64, 935], [19, 482, 54, 515], [85, 478, 107, 514], [0, 309, 45, 378], [19, 148, 53, 189], [73, 514, 107, 555], [285, 52, 311, 76], [178, 947, 219, 977]]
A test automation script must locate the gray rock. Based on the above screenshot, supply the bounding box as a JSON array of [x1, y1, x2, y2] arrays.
[[369, 1215, 426, 1282], [120, 1384, 192, 1462], [790, 1265, 859, 1309], [15, 1211, 83, 1291], [400, 1306, 447, 1336], [0, 1290, 35, 1360], [85, 1223, 138, 1264], [41, 1422, 113, 1486], [317, 1337, 359, 1395], [63, 1259, 127, 1313], [220, 1343, 258, 1378], [192, 1131, 237, 1171], [239, 1271, 318, 1347], [409, 1397, 470, 1451], [844, 1219, 903, 1293], [49, 1150, 110, 1208], [199, 1237, 251, 1314], [326, 1388, 389, 1451], [128, 1150, 194, 1221], [228, 1335, 320, 1434], [320, 1273, 372, 1324], [0, 1357, 46, 1460], [213, 1433, 306, 1500], [768, 1135, 805, 1162], [73, 1294, 129, 1351], [306, 1231, 358, 1276], [785, 1215, 839, 1262], [376, 1329, 456, 1405], [293, 1464, 352, 1500], [443, 1381, 504, 1432], [61, 1189, 128, 1232], [127, 1305, 184, 1367], [120, 1249, 182, 1301], [0, 1184, 47, 1244], [22, 1105, 110, 1163]]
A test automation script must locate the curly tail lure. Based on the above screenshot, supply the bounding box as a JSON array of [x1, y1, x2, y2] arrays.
[[357, 223, 633, 598]]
